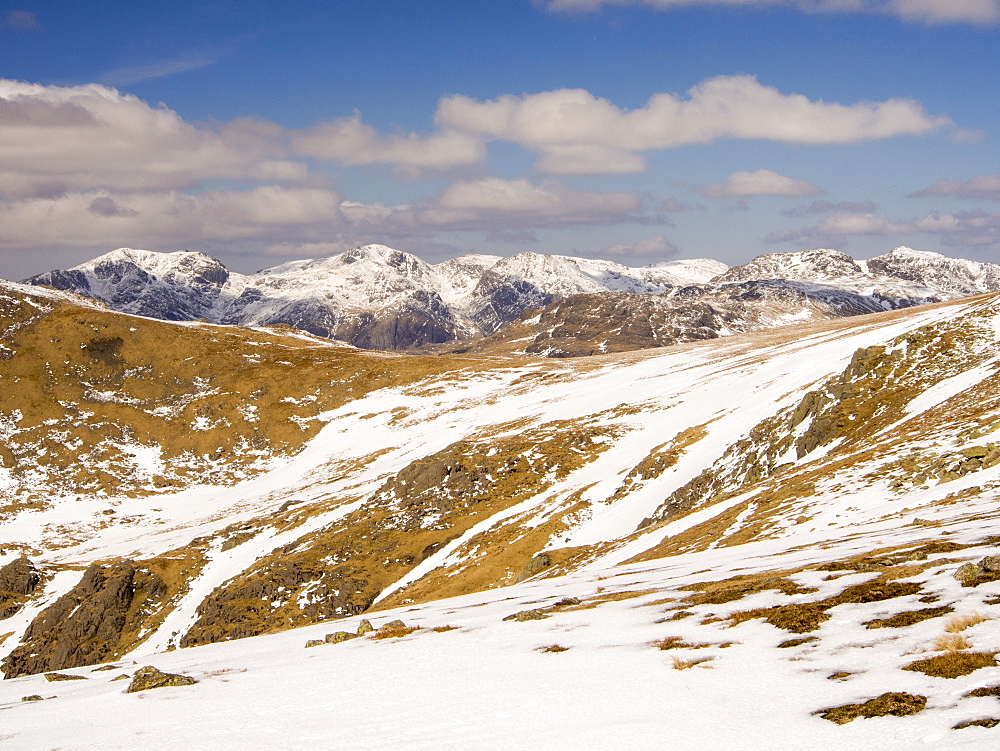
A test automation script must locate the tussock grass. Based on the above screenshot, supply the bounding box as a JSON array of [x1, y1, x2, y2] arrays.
[[934, 634, 973, 652], [944, 613, 987, 633], [369, 626, 420, 640]]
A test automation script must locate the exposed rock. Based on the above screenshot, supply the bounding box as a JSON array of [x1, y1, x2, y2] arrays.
[[955, 563, 980, 584], [502, 609, 550, 622], [516, 553, 552, 582], [125, 665, 198, 693], [0, 556, 41, 619], [2, 561, 167, 678], [304, 639, 324, 648], [44, 672, 87, 682], [380, 619, 406, 630], [979, 556, 1000, 573], [20, 695, 44, 702], [356, 619, 374, 636], [325, 631, 358, 644]]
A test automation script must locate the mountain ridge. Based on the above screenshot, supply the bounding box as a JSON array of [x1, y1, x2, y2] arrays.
[[25, 245, 1000, 355]]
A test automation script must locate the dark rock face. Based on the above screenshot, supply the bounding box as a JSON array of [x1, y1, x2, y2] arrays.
[[27, 250, 231, 322], [472, 272, 553, 335], [0, 556, 41, 619], [1, 561, 167, 678]]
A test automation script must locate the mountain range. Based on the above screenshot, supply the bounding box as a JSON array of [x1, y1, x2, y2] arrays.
[[26, 245, 1000, 355]]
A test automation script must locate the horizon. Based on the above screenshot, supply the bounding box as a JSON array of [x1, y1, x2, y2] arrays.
[[1, 1, 997, 280], [17, 241, 948, 281]]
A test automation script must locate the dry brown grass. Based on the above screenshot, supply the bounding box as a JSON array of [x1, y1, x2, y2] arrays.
[[368, 626, 421, 640], [728, 578, 923, 633], [944, 613, 987, 633], [864, 606, 953, 629], [934, 634, 973, 652], [652, 636, 712, 651], [903, 651, 997, 678], [816, 692, 927, 724], [671, 656, 712, 670]]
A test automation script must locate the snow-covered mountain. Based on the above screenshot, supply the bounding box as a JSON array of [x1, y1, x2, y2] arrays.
[[4, 282, 1000, 746], [25, 245, 718, 350], [24, 245, 1000, 357]]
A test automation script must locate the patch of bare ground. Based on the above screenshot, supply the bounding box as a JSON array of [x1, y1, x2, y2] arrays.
[[727, 577, 923, 634], [903, 652, 997, 679], [864, 606, 954, 629], [816, 692, 927, 724]]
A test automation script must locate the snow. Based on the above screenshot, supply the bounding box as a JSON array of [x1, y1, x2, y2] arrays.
[[3, 524, 1000, 750], [6, 278, 1000, 747]]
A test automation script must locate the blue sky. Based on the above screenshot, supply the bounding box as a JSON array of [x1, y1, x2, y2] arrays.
[[1, 0, 998, 279]]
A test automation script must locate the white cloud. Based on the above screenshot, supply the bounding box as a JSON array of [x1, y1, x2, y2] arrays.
[[0, 187, 346, 250], [602, 235, 679, 258], [699, 169, 822, 199], [291, 114, 485, 172], [0, 80, 304, 197], [417, 177, 646, 228], [0, 179, 652, 258], [436, 75, 951, 174], [911, 174, 1000, 201], [543, 0, 1000, 25], [914, 209, 1000, 246], [815, 212, 913, 235], [770, 207, 1000, 249]]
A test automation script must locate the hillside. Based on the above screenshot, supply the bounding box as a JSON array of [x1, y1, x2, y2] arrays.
[[3, 283, 1000, 746]]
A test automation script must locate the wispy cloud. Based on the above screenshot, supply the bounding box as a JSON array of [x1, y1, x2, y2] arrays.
[[100, 51, 226, 87], [544, 0, 1000, 25], [910, 175, 1000, 201], [3, 10, 40, 29]]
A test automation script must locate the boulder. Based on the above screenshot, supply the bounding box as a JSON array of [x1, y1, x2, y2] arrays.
[[125, 666, 197, 693]]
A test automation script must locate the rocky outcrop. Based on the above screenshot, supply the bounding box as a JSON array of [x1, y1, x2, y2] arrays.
[[0, 557, 41, 619], [1, 561, 167, 678]]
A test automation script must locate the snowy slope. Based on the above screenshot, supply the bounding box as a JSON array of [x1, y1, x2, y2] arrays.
[[4, 288, 1000, 745]]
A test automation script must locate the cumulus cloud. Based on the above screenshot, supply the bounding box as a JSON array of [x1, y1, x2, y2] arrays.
[[914, 209, 1000, 246], [416, 177, 647, 228], [0, 187, 346, 251], [0, 178, 653, 258], [815, 212, 913, 235], [699, 169, 822, 199], [543, 0, 1000, 25], [292, 114, 486, 173], [436, 75, 951, 174], [769, 207, 1000, 250], [0, 80, 304, 197], [601, 235, 679, 258], [910, 174, 1000, 201]]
